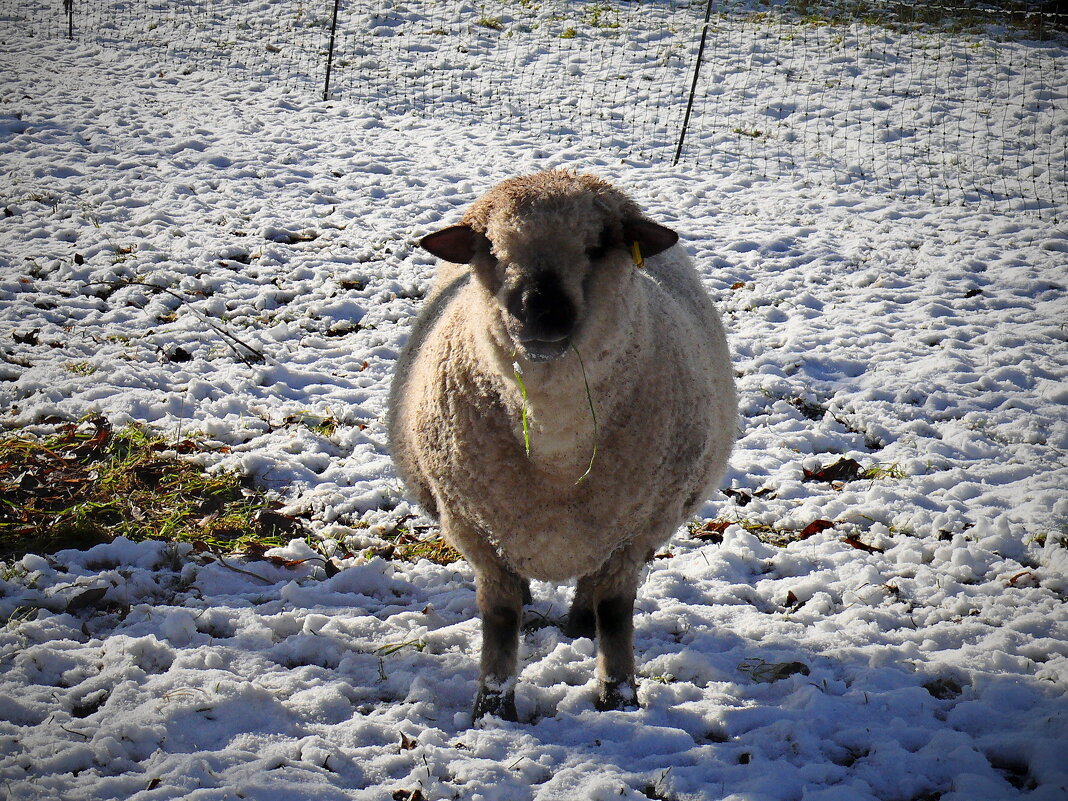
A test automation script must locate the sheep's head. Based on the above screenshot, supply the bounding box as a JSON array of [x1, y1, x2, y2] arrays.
[[419, 170, 678, 362]]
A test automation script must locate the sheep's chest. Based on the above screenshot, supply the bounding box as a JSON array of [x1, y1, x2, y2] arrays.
[[428, 385, 700, 582]]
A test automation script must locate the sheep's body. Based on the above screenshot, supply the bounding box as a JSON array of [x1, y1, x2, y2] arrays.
[[388, 170, 736, 719]]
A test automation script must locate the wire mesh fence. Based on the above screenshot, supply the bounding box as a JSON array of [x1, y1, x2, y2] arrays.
[[688, 1, 1067, 214], [4, 0, 1064, 216]]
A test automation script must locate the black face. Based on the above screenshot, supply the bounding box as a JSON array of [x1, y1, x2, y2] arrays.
[[418, 214, 679, 365], [504, 271, 577, 362]]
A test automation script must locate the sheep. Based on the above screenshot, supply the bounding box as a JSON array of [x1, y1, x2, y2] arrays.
[[387, 169, 736, 721]]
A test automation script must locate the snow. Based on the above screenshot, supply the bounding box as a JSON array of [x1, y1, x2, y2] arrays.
[[1, 10, 1067, 801]]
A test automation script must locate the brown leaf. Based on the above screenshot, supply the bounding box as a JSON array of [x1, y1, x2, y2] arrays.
[[803, 458, 863, 484], [798, 519, 834, 539], [692, 519, 730, 542], [66, 586, 108, 614], [13, 329, 39, 345], [255, 509, 305, 536], [239, 541, 269, 558], [730, 281, 747, 290], [399, 732, 418, 751], [263, 555, 311, 568], [722, 488, 753, 506], [841, 536, 884, 554], [67, 417, 112, 460], [739, 658, 810, 683]]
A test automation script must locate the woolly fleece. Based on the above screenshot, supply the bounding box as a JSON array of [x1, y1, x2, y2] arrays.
[[388, 170, 737, 583]]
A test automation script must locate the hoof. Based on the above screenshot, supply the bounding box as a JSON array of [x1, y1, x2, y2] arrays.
[[596, 679, 639, 712], [564, 607, 596, 639], [473, 686, 518, 722]]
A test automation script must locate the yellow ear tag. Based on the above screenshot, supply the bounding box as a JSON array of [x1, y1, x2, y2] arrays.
[[630, 241, 645, 269]]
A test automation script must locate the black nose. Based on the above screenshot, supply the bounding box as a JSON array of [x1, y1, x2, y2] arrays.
[[508, 274, 576, 343]]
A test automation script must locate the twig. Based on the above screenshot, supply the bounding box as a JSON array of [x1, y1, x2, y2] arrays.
[[87, 280, 267, 366], [214, 556, 274, 584]]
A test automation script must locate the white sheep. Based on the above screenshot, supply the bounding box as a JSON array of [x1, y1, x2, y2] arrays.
[[388, 169, 736, 720]]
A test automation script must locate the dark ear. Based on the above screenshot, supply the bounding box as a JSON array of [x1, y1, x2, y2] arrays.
[[419, 224, 485, 264], [623, 218, 679, 258]]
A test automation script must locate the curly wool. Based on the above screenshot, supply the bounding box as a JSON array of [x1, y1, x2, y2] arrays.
[[389, 170, 736, 583]]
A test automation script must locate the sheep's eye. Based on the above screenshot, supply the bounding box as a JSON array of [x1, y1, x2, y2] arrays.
[[585, 227, 614, 261]]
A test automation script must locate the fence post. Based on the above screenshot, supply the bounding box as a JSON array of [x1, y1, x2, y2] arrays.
[[673, 0, 715, 166], [64, 0, 73, 39], [323, 0, 342, 101]]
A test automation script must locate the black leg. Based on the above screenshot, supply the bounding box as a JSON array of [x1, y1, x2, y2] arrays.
[[594, 595, 639, 711], [473, 575, 524, 722], [566, 574, 597, 639]]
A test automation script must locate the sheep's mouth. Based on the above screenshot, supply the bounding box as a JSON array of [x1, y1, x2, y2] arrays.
[[517, 335, 571, 363]]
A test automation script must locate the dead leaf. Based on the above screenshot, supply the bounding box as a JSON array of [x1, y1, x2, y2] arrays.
[[841, 536, 884, 554], [263, 555, 311, 568], [803, 457, 863, 484], [923, 677, 963, 700], [692, 519, 730, 543], [739, 658, 810, 683], [399, 732, 418, 751], [255, 509, 305, 536], [13, 329, 39, 345], [66, 586, 108, 614], [798, 519, 835, 539], [66, 417, 112, 460], [1007, 570, 1037, 587], [722, 488, 752, 506]]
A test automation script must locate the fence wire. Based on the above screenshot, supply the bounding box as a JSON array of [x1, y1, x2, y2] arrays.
[[689, 1, 1067, 213], [3, 1, 1064, 217]]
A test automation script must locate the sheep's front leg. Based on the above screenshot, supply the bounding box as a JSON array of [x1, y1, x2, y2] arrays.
[[472, 563, 525, 721], [594, 591, 639, 710], [568, 550, 643, 710], [439, 511, 524, 721]]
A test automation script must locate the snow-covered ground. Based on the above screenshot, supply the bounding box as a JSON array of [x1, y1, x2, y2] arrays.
[[1, 12, 1067, 801]]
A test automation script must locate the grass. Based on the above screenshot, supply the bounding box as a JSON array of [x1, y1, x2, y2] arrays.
[[0, 418, 304, 560], [477, 15, 505, 31], [284, 410, 339, 438], [741, 0, 1061, 39], [364, 523, 462, 566], [64, 361, 97, 376], [689, 517, 816, 548], [0, 418, 465, 569], [860, 462, 906, 480]]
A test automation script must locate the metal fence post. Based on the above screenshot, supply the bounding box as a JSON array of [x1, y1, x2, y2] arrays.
[[64, 0, 74, 39], [673, 0, 715, 166], [323, 0, 342, 101]]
